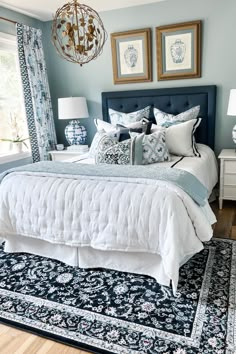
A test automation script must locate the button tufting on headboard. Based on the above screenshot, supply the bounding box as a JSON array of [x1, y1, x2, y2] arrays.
[[102, 86, 217, 150]]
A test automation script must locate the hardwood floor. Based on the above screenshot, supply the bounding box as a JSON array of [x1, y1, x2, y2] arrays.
[[0, 324, 86, 353], [0, 200, 235, 354], [211, 200, 236, 240]]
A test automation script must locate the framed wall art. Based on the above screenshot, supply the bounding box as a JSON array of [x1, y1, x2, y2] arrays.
[[156, 20, 201, 81], [111, 28, 152, 84]]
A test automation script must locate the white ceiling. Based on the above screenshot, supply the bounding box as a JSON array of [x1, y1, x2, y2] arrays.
[[0, 0, 165, 21]]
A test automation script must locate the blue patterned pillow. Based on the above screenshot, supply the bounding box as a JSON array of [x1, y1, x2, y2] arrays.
[[154, 105, 200, 128], [96, 136, 131, 165], [142, 131, 170, 164], [109, 106, 151, 126], [89, 130, 119, 158], [95, 131, 170, 166], [95, 134, 144, 165]]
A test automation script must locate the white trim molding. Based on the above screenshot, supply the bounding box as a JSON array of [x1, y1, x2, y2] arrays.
[[0, 31, 17, 52], [0, 2, 43, 21], [0, 0, 166, 22], [0, 31, 16, 43]]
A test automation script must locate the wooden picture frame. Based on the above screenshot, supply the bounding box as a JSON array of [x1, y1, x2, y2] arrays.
[[156, 20, 201, 81], [111, 28, 152, 84]]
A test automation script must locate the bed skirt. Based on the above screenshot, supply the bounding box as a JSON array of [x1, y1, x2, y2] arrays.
[[4, 235, 174, 287]]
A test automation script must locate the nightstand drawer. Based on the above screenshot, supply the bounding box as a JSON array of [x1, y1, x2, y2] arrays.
[[51, 153, 75, 161], [218, 149, 236, 209], [225, 161, 236, 174], [49, 149, 89, 162], [223, 186, 236, 198], [224, 174, 236, 185]]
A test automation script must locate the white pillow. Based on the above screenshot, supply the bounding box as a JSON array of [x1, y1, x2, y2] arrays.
[[152, 118, 201, 157], [154, 105, 200, 128], [94, 119, 115, 132], [109, 106, 151, 126]]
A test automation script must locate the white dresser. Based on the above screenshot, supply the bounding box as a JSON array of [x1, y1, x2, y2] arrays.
[[218, 149, 236, 209]]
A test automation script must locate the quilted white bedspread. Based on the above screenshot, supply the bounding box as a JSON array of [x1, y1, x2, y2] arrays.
[[0, 170, 215, 292]]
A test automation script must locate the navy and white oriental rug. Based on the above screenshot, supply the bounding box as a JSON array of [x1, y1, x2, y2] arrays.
[[0, 238, 235, 354]]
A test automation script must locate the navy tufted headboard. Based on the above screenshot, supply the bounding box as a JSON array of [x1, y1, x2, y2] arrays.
[[102, 85, 217, 150]]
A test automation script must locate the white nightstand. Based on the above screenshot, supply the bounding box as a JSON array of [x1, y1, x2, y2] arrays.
[[218, 149, 236, 209], [50, 146, 89, 162]]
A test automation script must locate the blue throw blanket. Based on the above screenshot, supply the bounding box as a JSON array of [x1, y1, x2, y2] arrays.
[[0, 161, 208, 206]]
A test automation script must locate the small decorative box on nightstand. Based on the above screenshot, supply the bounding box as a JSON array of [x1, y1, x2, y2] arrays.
[[218, 149, 236, 209], [50, 146, 89, 162]]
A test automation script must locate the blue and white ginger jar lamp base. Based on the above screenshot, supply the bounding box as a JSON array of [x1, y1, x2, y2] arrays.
[[65, 120, 87, 145], [233, 124, 236, 147]]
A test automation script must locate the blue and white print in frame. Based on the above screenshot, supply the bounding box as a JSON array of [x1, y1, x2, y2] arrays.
[[156, 20, 201, 81], [111, 28, 152, 84]]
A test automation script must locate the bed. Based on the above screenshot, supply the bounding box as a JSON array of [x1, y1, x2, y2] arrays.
[[0, 85, 218, 293]]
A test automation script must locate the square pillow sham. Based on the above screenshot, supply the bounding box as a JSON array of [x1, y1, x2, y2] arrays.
[[142, 130, 171, 164], [152, 118, 202, 157], [109, 106, 151, 126], [154, 105, 200, 128]]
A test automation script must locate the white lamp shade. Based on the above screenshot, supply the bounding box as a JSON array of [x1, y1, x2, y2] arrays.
[[58, 97, 89, 120], [227, 89, 236, 116]]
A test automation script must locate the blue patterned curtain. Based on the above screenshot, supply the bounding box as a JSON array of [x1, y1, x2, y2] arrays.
[[16, 24, 57, 162]]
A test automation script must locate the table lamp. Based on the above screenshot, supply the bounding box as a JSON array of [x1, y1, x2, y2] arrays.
[[227, 89, 236, 148], [58, 97, 89, 146]]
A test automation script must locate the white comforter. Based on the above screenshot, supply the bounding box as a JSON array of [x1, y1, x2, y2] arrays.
[[0, 170, 215, 292]]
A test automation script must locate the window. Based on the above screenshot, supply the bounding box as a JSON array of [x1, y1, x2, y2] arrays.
[[0, 32, 30, 161]]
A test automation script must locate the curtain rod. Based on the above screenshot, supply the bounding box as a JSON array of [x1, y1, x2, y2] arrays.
[[0, 17, 17, 25]]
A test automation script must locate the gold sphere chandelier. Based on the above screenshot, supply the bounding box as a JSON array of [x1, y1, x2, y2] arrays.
[[52, 0, 107, 66]]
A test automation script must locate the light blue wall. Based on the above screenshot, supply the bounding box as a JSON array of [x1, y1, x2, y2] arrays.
[[0, 6, 41, 36], [0, 7, 41, 170], [1, 0, 236, 155], [42, 0, 236, 154]]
